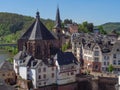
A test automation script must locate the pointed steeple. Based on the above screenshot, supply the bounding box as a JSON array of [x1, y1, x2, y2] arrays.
[[36, 11, 40, 19], [55, 6, 61, 28]]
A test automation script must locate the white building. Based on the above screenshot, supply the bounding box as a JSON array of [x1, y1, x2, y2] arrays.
[[14, 50, 80, 89]]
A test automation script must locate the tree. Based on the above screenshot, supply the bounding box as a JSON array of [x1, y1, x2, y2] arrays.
[[98, 26, 107, 34], [64, 19, 72, 25], [87, 23, 94, 32], [108, 64, 114, 72], [78, 21, 93, 33]]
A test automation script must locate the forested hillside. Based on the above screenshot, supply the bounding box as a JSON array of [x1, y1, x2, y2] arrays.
[[0, 12, 54, 44], [101, 22, 120, 32]]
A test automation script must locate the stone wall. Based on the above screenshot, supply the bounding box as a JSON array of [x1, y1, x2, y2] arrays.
[[98, 77, 117, 90]]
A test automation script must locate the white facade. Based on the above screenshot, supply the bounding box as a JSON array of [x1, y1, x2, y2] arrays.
[[19, 66, 27, 80], [30, 69, 36, 88], [34, 62, 56, 88], [13, 59, 18, 74], [14, 51, 80, 89], [56, 63, 80, 85], [102, 53, 111, 71]]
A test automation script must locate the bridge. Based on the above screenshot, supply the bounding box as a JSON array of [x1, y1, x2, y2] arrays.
[[0, 43, 17, 47]]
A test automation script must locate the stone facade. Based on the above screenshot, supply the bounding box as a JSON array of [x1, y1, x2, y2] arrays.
[[0, 61, 16, 85]]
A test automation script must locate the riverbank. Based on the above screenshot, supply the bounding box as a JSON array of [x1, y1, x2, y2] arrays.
[[0, 49, 14, 63]]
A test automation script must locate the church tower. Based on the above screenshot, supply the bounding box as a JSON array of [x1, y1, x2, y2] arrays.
[[18, 11, 59, 59], [54, 6, 62, 48]]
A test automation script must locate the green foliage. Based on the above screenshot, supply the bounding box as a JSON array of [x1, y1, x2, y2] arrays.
[[41, 18, 54, 30], [64, 19, 73, 25], [78, 21, 94, 33], [101, 22, 120, 33], [0, 12, 54, 44], [7, 58, 13, 63], [98, 26, 107, 34], [2, 46, 18, 56], [62, 42, 70, 52], [108, 64, 114, 72], [0, 12, 34, 36]]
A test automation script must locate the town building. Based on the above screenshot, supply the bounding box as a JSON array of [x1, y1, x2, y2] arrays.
[[71, 32, 119, 72], [14, 8, 80, 89], [0, 60, 16, 85]]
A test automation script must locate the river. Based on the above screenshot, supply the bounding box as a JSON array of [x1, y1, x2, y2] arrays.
[[0, 50, 13, 63]]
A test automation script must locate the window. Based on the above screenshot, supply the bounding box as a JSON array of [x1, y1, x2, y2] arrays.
[[94, 51, 99, 56], [104, 56, 109, 60], [113, 54, 116, 58], [71, 72, 74, 75], [52, 73, 54, 78], [38, 68, 41, 73], [43, 67, 46, 72], [94, 57, 99, 62], [52, 67, 54, 71], [107, 62, 109, 65], [95, 47, 98, 49], [71, 66, 74, 69], [113, 60, 116, 65], [39, 83, 41, 85], [107, 56, 109, 60], [104, 56, 106, 60], [95, 65, 98, 70], [44, 82, 46, 85], [104, 62, 106, 65], [39, 75, 41, 79], [118, 60, 120, 65], [43, 74, 46, 78]]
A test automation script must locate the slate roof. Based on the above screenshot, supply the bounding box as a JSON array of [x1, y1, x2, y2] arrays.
[[19, 55, 34, 67], [20, 11, 56, 40], [14, 51, 27, 60], [72, 33, 115, 53], [57, 50, 78, 65]]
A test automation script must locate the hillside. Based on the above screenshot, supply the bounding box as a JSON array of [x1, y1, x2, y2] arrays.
[[0, 12, 55, 44], [101, 22, 120, 32]]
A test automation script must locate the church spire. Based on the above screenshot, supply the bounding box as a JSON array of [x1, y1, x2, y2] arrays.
[[36, 11, 40, 19], [55, 6, 61, 28]]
